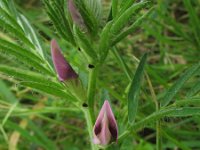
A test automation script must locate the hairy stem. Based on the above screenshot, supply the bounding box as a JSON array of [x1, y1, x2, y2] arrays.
[[87, 66, 98, 123], [83, 108, 98, 150]]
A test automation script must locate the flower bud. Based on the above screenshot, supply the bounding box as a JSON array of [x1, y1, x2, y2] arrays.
[[93, 100, 118, 145], [68, 0, 84, 27], [51, 39, 78, 81]]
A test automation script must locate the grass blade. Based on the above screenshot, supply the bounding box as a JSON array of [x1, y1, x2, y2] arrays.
[[118, 107, 200, 143], [128, 53, 147, 123], [186, 81, 200, 97], [183, 0, 200, 47], [161, 62, 200, 107]]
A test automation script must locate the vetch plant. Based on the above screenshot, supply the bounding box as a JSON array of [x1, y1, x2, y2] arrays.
[[0, 0, 200, 150]]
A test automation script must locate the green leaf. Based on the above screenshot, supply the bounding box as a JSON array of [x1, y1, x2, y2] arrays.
[[73, 26, 97, 60], [17, 14, 47, 60], [134, 107, 200, 129], [0, 0, 52, 64], [118, 107, 200, 143], [43, 0, 75, 45], [0, 41, 53, 75], [172, 98, 200, 107], [99, 22, 113, 62], [0, 18, 34, 48], [119, 0, 136, 15], [0, 65, 62, 89], [128, 53, 147, 123], [111, 0, 118, 18], [85, 0, 102, 20], [111, 1, 150, 36], [186, 81, 200, 97], [0, 38, 42, 63], [0, 8, 23, 33], [166, 107, 200, 117], [74, 0, 99, 35], [112, 7, 154, 46], [21, 82, 73, 100], [161, 62, 200, 107]]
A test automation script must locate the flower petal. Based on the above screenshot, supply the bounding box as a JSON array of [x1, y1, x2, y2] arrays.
[[93, 101, 106, 135], [51, 39, 78, 81], [93, 100, 118, 145], [97, 113, 111, 145], [104, 100, 118, 142]]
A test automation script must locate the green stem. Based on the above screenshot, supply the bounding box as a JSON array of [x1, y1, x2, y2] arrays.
[[112, 47, 132, 81], [156, 117, 161, 150], [83, 108, 98, 150], [87, 66, 98, 123]]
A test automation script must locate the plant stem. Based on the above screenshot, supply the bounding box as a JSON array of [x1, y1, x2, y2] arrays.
[[83, 108, 98, 150], [156, 117, 161, 150], [86, 65, 98, 149], [87, 66, 98, 123]]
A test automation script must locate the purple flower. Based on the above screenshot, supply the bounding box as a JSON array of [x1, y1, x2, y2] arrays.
[[51, 39, 78, 81], [68, 0, 84, 27], [93, 100, 118, 145]]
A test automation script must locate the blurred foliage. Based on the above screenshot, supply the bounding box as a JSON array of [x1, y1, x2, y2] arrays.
[[0, 0, 200, 150]]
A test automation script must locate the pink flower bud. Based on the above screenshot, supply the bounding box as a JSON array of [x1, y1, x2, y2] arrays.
[[93, 100, 118, 145], [51, 39, 78, 81], [68, 0, 84, 27]]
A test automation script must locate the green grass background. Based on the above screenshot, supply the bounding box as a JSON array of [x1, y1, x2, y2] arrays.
[[0, 0, 200, 150]]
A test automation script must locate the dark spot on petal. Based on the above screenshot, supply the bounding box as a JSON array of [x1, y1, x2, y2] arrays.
[[88, 64, 95, 69], [109, 124, 118, 140], [82, 103, 88, 107], [94, 124, 101, 135]]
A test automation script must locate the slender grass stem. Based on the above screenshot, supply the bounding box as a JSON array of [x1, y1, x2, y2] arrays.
[[132, 55, 162, 149], [146, 74, 161, 150], [156, 119, 161, 150]]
